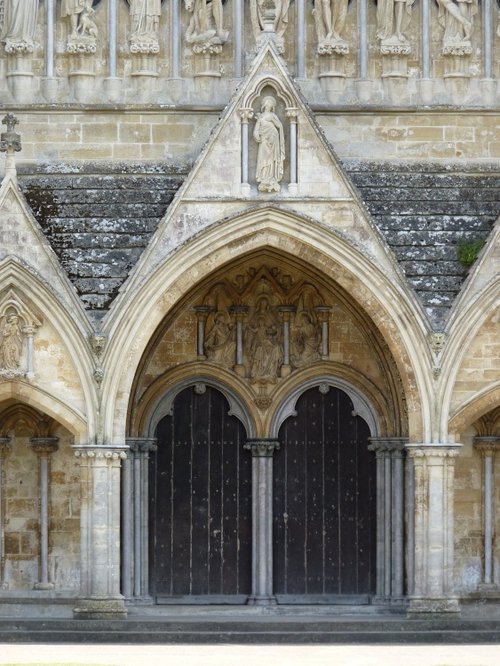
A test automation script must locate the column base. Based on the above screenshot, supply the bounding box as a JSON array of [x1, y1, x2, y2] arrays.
[[373, 595, 408, 607], [407, 597, 460, 616], [34, 582, 55, 591], [73, 597, 128, 619], [475, 584, 500, 598], [246, 595, 277, 606]]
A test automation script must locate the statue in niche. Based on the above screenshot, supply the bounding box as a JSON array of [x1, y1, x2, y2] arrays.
[[436, 0, 478, 51], [312, 0, 349, 54], [376, 0, 414, 49], [62, 0, 98, 51], [250, 0, 290, 52], [253, 95, 285, 193], [1, 0, 39, 53], [185, 0, 229, 53], [247, 316, 282, 382], [0, 314, 23, 375], [204, 311, 235, 366], [290, 311, 321, 368], [129, 0, 161, 51]]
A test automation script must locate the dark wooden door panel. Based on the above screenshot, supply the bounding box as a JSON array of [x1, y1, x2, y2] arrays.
[[151, 385, 252, 601], [274, 386, 376, 599]]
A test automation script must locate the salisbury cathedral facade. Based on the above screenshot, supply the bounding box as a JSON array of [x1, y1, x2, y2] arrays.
[[0, 0, 498, 622]]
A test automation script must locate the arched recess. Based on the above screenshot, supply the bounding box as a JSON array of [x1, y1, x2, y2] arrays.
[[0, 399, 81, 592], [104, 208, 430, 447], [439, 278, 500, 442], [0, 259, 95, 441], [270, 373, 382, 439]]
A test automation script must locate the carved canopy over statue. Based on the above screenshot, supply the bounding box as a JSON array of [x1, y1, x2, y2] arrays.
[[185, 0, 229, 53], [1, 0, 39, 53]]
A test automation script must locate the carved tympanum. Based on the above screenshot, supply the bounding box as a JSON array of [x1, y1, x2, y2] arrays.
[[196, 266, 329, 384]]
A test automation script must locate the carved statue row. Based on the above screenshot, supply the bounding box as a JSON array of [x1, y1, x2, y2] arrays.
[[0, 0, 494, 58], [195, 268, 331, 386]]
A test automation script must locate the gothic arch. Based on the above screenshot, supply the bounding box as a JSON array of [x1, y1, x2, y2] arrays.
[[269, 374, 382, 439], [105, 207, 431, 445], [0, 258, 96, 440], [449, 384, 500, 437], [133, 366, 256, 439], [0, 381, 86, 440]]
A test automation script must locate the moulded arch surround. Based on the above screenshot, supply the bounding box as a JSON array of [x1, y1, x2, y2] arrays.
[[270, 376, 380, 438], [448, 383, 500, 437], [242, 75, 295, 109], [0, 380, 87, 441], [145, 376, 256, 439], [103, 208, 431, 444]]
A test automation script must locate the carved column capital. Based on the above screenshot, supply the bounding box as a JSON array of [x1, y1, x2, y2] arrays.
[[286, 107, 299, 121], [369, 437, 408, 458], [30, 437, 59, 457], [73, 445, 128, 461], [473, 437, 500, 456], [126, 437, 158, 455], [406, 444, 461, 460], [244, 438, 280, 457], [239, 108, 254, 123]]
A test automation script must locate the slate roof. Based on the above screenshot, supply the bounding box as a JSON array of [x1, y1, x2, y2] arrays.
[[18, 162, 500, 329], [19, 168, 185, 322], [344, 161, 500, 329]]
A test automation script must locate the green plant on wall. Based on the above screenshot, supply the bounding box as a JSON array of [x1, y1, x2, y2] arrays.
[[457, 238, 486, 268]]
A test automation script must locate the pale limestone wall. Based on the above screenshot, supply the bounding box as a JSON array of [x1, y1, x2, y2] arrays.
[[454, 427, 483, 594], [450, 306, 500, 418], [3, 423, 80, 591], [8, 111, 499, 169]]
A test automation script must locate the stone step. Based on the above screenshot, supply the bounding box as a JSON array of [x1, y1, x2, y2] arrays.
[[1, 617, 500, 644]]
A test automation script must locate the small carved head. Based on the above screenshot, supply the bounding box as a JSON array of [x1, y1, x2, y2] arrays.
[[261, 95, 276, 112]]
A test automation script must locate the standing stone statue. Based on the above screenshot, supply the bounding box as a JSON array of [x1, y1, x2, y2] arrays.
[[185, 0, 228, 52], [250, 0, 290, 52], [253, 95, 285, 193], [312, 0, 349, 53], [62, 0, 98, 51], [0, 314, 23, 374], [129, 0, 161, 50], [1, 0, 39, 52], [376, 0, 414, 47], [437, 0, 478, 50]]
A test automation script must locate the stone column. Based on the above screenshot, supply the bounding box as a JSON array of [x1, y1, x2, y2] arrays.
[[231, 305, 248, 376], [286, 108, 298, 195], [368, 438, 407, 602], [406, 444, 461, 614], [239, 109, 253, 196], [73, 446, 128, 619], [0, 437, 11, 589], [194, 305, 213, 360], [244, 439, 280, 605], [124, 438, 157, 599], [30, 437, 59, 590], [474, 437, 500, 592], [277, 306, 295, 377]]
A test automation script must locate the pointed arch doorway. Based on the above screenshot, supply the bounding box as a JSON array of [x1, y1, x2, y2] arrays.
[[149, 383, 252, 603], [272, 384, 377, 603]]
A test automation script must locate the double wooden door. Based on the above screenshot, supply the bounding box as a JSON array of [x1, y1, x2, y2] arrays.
[[150, 384, 376, 603]]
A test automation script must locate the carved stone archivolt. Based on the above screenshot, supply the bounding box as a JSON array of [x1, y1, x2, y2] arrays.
[[195, 266, 331, 390], [0, 289, 42, 380]]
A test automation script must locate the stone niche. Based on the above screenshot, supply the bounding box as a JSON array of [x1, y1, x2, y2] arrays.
[[0, 410, 80, 592]]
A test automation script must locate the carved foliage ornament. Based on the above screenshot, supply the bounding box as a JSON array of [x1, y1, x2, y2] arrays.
[[0, 289, 42, 380], [196, 266, 330, 385]]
